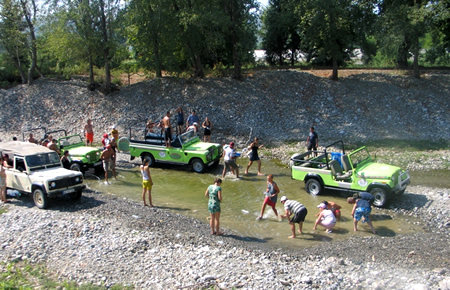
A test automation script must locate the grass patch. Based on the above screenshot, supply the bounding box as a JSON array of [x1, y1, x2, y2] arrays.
[[0, 261, 133, 289], [0, 207, 6, 215], [352, 139, 449, 151]]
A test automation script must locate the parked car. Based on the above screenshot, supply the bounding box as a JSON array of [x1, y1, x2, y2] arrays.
[[0, 141, 85, 209], [118, 129, 222, 173], [290, 141, 410, 207]]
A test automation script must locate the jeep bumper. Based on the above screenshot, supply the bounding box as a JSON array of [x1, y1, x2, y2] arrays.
[[393, 171, 410, 194], [47, 184, 86, 198]]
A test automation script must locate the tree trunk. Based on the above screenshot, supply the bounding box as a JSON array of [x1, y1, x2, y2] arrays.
[[88, 54, 95, 90], [14, 46, 27, 84], [99, 0, 111, 93], [152, 34, 162, 78], [412, 38, 420, 79], [20, 0, 40, 85], [331, 57, 338, 80]]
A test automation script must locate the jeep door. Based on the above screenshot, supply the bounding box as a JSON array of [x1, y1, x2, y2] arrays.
[[7, 156, 32, 193]]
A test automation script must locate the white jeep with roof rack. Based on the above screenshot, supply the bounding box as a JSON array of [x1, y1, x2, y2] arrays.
[[0, 141, 85, 209]]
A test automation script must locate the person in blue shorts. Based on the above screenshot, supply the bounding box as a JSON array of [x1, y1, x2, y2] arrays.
[[348, 193, 376, 234]]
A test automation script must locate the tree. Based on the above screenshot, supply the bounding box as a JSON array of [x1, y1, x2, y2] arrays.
[[0, 0, 28, 83]]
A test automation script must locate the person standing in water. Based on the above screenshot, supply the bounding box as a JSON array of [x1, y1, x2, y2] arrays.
[[257, 174, 279, 220], [205, 178, 223, 235], [280, 196, 308, 239], [245, 137, 264, 175], [140, 159, 154, 207], [202, 117, 212, 142]]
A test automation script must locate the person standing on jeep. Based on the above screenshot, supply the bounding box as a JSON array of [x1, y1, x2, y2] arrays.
[[162, 111, 172, 148], [84, 119, 94, 146], [186, 110, 200, 128], [306, 127, 319, 156]]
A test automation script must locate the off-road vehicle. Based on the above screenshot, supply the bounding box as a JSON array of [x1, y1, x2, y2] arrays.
[[118, 129, 222, 173], [0, 141, 85, 209], [290, 141, 410, 207]]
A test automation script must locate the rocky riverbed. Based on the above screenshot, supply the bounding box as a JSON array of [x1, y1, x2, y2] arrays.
[[0, 184, 448, 289]]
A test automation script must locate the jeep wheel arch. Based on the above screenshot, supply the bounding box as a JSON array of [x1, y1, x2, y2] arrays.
[[369, 186, 391, 207], [33, 187, 48, 209], [305, 177, 323, 196]]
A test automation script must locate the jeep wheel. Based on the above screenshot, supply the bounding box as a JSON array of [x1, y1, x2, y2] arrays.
[[71, 190, 82, 201], [370, 187, 388, 207], [305, 179, 322, 196], [33, 188, 48, 209], [70, 163, 82, 172], [141, 153, 155, 167], [191, 158, 205, 173]]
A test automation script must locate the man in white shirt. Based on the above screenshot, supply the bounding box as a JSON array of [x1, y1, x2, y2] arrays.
[[222, 142, 239, 179]]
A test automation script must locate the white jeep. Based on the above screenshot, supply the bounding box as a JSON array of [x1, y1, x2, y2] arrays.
[[0, 141, 85, 209]]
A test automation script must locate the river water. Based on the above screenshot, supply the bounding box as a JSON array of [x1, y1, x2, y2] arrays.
[[87, 158, 425, 248]]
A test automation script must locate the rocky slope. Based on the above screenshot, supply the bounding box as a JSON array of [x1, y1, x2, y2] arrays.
[[0, 70, 449, 146]]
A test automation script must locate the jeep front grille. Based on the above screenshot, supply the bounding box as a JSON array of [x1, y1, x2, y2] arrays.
[[49, 176, 83, 190]]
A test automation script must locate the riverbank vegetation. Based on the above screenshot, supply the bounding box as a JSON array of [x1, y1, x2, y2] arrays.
[[0, 0, 448, 90]]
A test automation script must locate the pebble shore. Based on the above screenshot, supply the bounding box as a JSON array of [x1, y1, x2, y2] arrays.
[[0, 183, 448, 289]]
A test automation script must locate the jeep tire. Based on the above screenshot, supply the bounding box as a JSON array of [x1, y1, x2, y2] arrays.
[[370, 187, 389, 207], [141, 153, 155, 167], [191, 158, 205, 173], [305, 179, 323, 196], [33, 188, 48, 209], [70, 163, 82, 172]]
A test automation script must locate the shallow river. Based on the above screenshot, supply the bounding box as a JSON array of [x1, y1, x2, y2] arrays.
[[87, 159, 424, 248]]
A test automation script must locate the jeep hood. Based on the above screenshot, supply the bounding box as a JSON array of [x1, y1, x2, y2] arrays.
[[69, 146, 100, 156], [357, 163, 401, 179], [185, 142, 220, 151], [31, 167, 82, 179]]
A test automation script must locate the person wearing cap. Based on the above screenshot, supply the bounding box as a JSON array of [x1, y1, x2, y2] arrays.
[[101, 133, 110, 149], [256, 174, 279, 220], [100, 144, 115, 184], [313, 203, 337, 233], [222, 142, 239, 179], [280, 196, 308, 238], [347, 193, 376, 234], [318, 200, 342, 221]]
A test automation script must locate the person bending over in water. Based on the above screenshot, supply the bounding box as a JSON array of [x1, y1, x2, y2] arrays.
[[205, 178, 223, 235], [280, 196, 308, 239], [347, 193, 376, 234]]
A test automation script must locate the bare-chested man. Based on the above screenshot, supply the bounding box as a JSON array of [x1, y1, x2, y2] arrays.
[[162, 111, 172, 148], [48, 139, 60, 154], [84, 119, 94, 146], [28, 133, 38, 144], [100, 144, 115, 184]]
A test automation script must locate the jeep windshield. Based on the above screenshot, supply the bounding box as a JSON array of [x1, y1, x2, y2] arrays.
[[179, 130, 198, 145], [349, 147, 371, 168], [26, 152, 61, 171], [59, 135, 83, 147]]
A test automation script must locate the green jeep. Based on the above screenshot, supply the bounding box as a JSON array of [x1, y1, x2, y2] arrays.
[[48, 129, 103, 174], [118, 129, 222, 173], [290, 141, 410, 207]]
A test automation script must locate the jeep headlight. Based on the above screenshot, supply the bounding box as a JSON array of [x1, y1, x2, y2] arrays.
[[75, 177, 81, 183], [50, 182, 56, 188]]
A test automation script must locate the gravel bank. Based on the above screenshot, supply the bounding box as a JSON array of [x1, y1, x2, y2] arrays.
[[0, 184, 448, 289]]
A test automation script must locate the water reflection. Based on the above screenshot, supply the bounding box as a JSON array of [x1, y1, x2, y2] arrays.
[[87, 158, 422, 248]]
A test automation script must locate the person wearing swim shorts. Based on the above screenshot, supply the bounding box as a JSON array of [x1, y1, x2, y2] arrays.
[[222, 142, 239, 178], [257, 174, 279, 220], [140, 158, 153, 207], [313, 203, 337, 233], [205, 178, 223, 235], [306, 126, 318, 157], [100, 144, 114, 184], [348, 193, 376, 234], [84, 119, 94, 146], [162, 111, 172, 148], [245, 137, 264, 175], [280, 196, 308, 238]]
